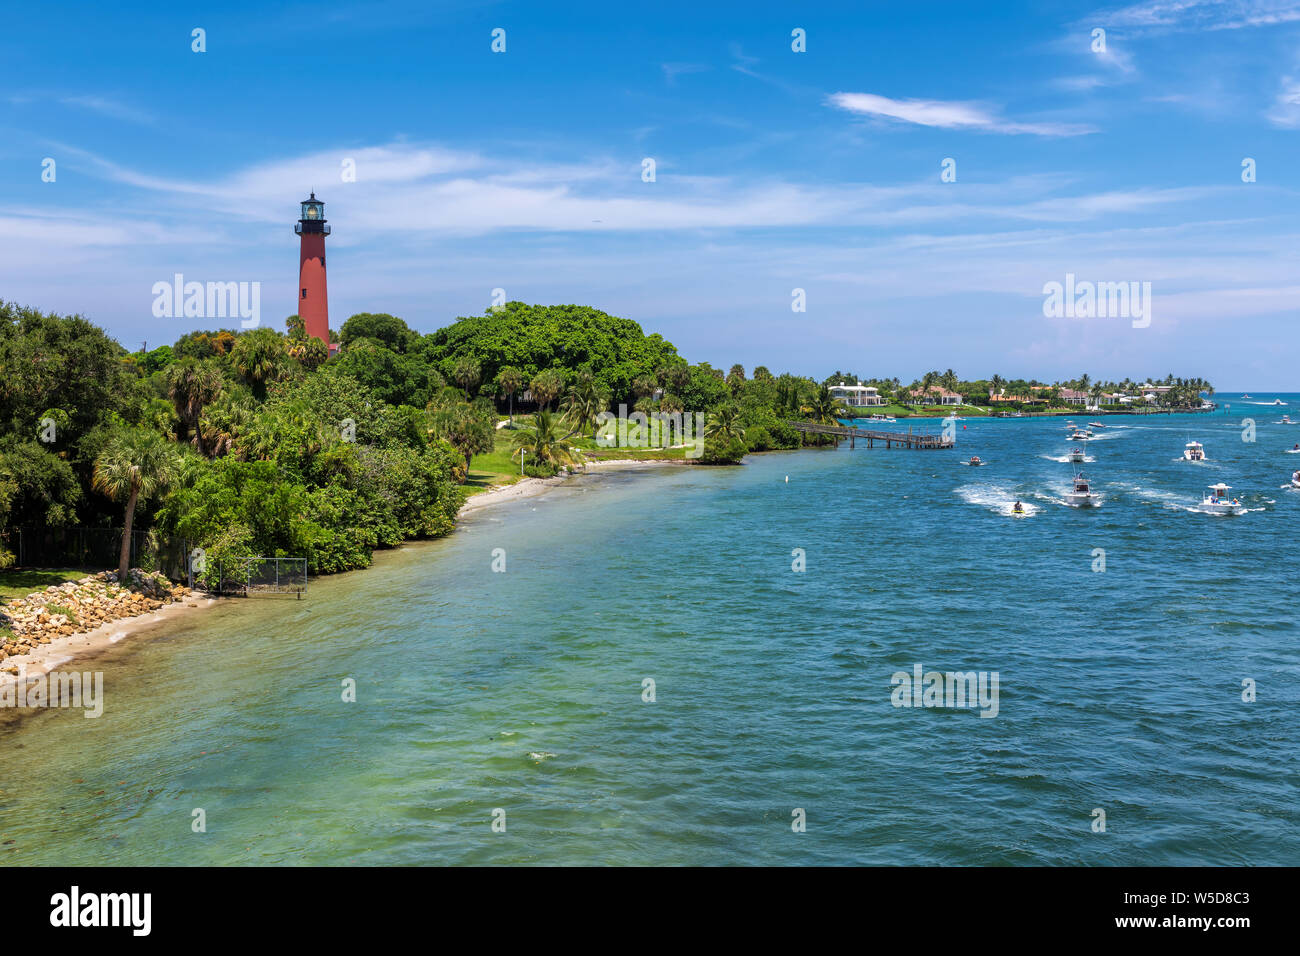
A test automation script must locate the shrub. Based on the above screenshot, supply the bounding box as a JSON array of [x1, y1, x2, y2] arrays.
[[700, 435, 747, 465]]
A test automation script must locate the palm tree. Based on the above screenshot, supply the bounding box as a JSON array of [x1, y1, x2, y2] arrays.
[[92, 428, 180, 580], [165, 359, 224, 454], [198, 393, 255, 458], [990, 373, 1005, 395], [631, 374, 658, 402], [530, 369, 565, 410], [512, 410, 581, 470], [497, 365, 524, 422], [452, 357, 481, 396], [562, 371, 607, 437], [230, 328, 286, 400], [705, 403, 746, 444], [804, 384, 846, 425]]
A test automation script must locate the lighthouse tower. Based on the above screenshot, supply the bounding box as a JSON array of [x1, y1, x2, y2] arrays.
[[294, 193, 332, 349]]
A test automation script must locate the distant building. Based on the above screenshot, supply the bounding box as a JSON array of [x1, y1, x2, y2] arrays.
[[908, 385, 962, 406], [1059, 388, 1090, 406], [830, 382, 887, 407], [989, 389, 1048, 405]]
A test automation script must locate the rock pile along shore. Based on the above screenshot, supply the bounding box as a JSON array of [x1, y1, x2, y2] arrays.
[[0, 569, 192, 674]]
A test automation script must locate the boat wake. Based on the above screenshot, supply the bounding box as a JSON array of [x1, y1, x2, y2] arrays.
[[957, 484, 1038, 516], [1108, 481, 1186, 507], [1041, 453, 1095, 463]]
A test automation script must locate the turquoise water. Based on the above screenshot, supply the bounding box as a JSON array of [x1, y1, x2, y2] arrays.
[[1, 399, 1297, 865]]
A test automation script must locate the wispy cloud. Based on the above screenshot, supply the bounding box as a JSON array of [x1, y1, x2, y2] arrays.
[[1094, 0, 1300, 32], [826, 92, 1097, 136], [59, 95, 156, 125], [1265, 75, 1300, 124], [661, 62, 709, 85]]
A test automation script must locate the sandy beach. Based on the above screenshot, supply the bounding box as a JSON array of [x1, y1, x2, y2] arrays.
[[457, 457, 689, 515]]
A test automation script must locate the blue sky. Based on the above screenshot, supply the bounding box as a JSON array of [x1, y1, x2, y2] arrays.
[[3, 0, 1300, 387]]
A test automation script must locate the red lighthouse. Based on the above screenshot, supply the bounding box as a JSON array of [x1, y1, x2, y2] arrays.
[[294, 193, 332, 350]]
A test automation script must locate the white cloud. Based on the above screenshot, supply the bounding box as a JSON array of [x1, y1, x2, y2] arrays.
[[1095, 0, 1300, 31], [59, 95, 156, 125], [1265, 76, 1300, 125], [826, 92, 1096, 136]]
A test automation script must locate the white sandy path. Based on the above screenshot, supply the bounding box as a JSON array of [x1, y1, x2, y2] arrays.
[[457, 458, 689, 516]]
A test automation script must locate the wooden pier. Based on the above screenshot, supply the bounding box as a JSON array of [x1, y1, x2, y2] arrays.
[[788, 421, 954, 449]]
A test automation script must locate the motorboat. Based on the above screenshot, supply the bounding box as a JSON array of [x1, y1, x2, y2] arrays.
[[1066, 472, 1100, 508], [1069, 429, 1091, 442], [1068, 447, 1086, 463], [968, 456, 983, 467], [1268, 398, 1286, 406], [1183, 441, 1206, 461], [1280, 415, 1296, 425], [1241, 393, 1252, 399], [865, 413, 897, 423], [1088, 421, 1105, 428], [1292, 471, 1300, 490], [1200, 483, 1245, 515]]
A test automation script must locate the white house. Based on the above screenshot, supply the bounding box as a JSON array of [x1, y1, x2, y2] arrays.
[[830, 382, 886, 407]]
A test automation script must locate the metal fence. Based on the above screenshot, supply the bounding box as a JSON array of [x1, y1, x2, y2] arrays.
[[195, 556, 307, 598], [3, 526, 191, 579]]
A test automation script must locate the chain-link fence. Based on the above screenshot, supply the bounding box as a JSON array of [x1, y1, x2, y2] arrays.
[[194, 556, 307, 598]]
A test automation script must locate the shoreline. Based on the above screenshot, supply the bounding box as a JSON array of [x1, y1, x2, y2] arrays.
[[2, 456, 686, 705], [457, 457, 690, 516], [0, 595, 218, 699]]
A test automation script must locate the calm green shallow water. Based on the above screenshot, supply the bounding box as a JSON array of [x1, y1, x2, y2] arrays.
[[1, 402, 1298, 865]]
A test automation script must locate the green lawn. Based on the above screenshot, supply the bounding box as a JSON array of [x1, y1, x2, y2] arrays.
[[0, 567, 87, 603], [462, 419, 689, 499], [463, 429, 525, 497]]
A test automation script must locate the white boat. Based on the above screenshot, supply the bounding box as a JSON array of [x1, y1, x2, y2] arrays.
[[1241, 393, 1252, 399], [968, 456, 983, 467], [1183, 441, 1206, 461], [1200, 483, 1245, 515], [865, 413, 897, 423], [1280, 415, 1296, 425], [1292, 471, 1300, 490], [1066, 472, 1100, 508], [1068, 447, 1085, 463], [1088, 421, 1105, 428], [1069, 429, 1091, 441], [1268, 398, 1286, 406]]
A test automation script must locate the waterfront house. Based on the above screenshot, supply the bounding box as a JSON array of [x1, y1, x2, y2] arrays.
[[908, 386, 962, 406], [830, 382, 887, 407]]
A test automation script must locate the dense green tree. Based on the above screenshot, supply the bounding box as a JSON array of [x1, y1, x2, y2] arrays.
[[340, 313, 417, 352]]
